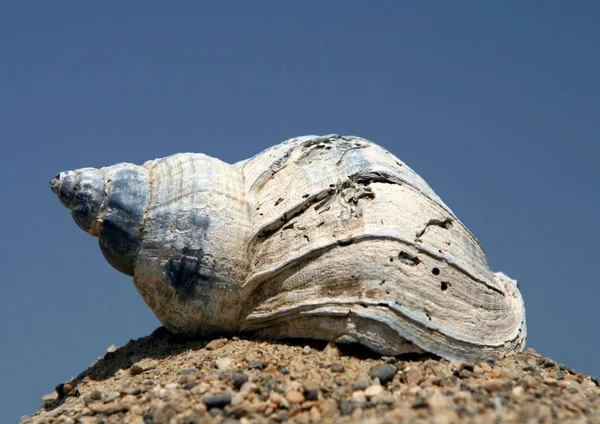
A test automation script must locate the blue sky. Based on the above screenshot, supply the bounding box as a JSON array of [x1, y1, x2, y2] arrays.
[[1, 2, 599, 422]]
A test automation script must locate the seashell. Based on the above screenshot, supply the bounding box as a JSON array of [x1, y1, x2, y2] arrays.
[[50, 134, 526, 361]]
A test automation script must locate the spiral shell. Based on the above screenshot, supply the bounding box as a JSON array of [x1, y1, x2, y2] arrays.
[[50, 134, 526, 361]]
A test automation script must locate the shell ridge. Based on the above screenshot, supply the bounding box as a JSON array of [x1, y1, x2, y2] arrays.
[[241, 302, 525, 360], [243, 232, 503, 296]]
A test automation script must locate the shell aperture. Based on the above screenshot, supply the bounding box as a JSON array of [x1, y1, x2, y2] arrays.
[[50, 135, 526, 361]]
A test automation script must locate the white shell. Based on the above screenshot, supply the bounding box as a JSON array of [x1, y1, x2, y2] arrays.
[[50, 134, 526, 361]]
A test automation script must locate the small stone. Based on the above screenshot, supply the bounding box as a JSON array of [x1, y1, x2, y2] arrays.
[[202, 393, 232, 409], [490, 369, 503, 379], [483, 379, 506, 393], [369, 364, 396, 385], [404, 367, 424, 386], [89, 402, 129, 415], [273, 410, 289, 422], [373, 392, 395, 405], [153, 402, 179, 423], [205, 338, 229, 351], [339, 398, 353, 415], [191, 383, 210, 395], [123, 387, 142, 396], [478, 362, 493, 372], [364, 385, 383, 398], [303, 380, 320, 392], [215, 357, 233, 370], [459, 363, 475, 372], [103, 391, 120, 403], [323, 342, 342, 357], [305, 389, 318, 401], [512, 385, 525, 398], [41, 392, 58, 403], [302, 345, 312, 355], [411, 398, 429, 409], [428, 392, 451, 409], [331, 362, 345, 373], [352, 377, 370, 391], [248, 360, 265, 370], [456, 369, 474, 379], [286, 390, 305, 404], [449, 360, 463, 369], [309, 406, 321, 422], [351, 391, 367, 407], [233, 373, 249, 390], [106, 344, 118, 353], [269, 392, 288, 408], [89, 389, 103, 400], [177, 368, 196, 375], [130, 364, 144, 376], [165, 383, 179, 390], [62, 383, 74, 394]]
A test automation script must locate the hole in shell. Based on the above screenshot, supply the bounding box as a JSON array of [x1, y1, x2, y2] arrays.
[[441, 281, 449, 291], [432, 268, 440, 275], [399, 251, 420, 266]]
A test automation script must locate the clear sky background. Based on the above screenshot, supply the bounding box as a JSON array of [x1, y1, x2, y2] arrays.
[[1, 2, 598, 422]]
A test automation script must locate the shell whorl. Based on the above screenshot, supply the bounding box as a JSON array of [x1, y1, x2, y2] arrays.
[[51, 164, 149, 276]]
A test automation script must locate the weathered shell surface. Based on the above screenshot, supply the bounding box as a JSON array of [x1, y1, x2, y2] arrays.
[[50, 134, 526, 361]]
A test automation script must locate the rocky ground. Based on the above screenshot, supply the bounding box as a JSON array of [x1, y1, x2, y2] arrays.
[[21, 327, 600, 424]]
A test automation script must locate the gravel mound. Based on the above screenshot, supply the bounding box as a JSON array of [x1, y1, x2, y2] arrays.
[[21, 327, 600, 423]]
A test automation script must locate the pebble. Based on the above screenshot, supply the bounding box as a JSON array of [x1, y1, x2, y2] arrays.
[[352, 377, 370, 391], [373, 392, 395, 405], [215, 357, 233, 370], [286, 390, 305, 404], [369, 364, 397, 385], [205, 338, 229, 351], [62, 383, 75, 394], [41, 392, 58, 405], [202, 393, 232, 409], [323, 342, 342, 357], [233, 373, 249, 390], [309, 406, 321, 422], [411, 398, 429, 409], [512, 385, 525, 398], [330, 362, 345, 373], [351, 391, 367, 407], [103, 391, 120, 403], [302, 345, 312, 355], [89, 390, 103, 400], [404, 366, 424, 385], [130, 364, 144, 376], [364, 384, 383, 398], [268, 392, 287, 408], [339, 398, 354, 415], [248, 360, 265, 370], [429, 392, 451, 409], [483, 379, 506, 393]]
